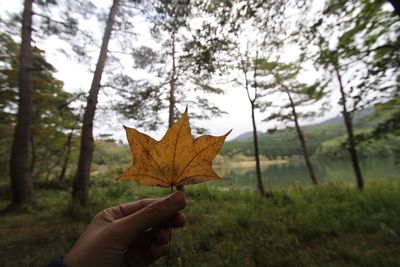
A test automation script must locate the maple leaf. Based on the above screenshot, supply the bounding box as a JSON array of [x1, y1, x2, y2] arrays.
[[119, 109, 231, 187]]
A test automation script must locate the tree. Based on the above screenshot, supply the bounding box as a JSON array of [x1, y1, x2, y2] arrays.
[[1, 0, 97, 206], [114, 0, 225, 134], [234, 46, 271, 197], [192, 0, 292, 196], [9, 0, 35, 206], [58, 128, 76, 182], [153, 0, 191, 129], [29, 54, 80, 181], [259, 61, 326, 185], [300, 0, 400, 189], [0, 32, 80, 185], [72, 0, 121, 205]]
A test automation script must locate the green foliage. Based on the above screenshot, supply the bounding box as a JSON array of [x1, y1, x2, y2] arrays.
[[1, 181, 399, 267], [113, 0, 225, 132], [307, 0, 400, 112], [362, 97, 400, 140], [93, 141, 130, 166], [316, 132, 400, 159], [257, 60, 328, 127], [0, 32, 80, 182]]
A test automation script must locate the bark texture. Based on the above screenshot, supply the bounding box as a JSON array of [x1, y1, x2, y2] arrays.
[[168, 32, 177, 129], [72, 0, 120, 205], [9, 0, 35, 206]]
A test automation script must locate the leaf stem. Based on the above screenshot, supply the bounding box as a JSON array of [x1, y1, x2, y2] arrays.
[[166, 185, 174, 267]]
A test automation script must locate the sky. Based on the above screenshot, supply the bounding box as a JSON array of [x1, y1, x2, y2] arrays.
[[0, 0, 341, 141]]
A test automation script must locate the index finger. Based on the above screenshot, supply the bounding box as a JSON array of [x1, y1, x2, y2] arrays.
[[105, 198, 160, 220], [114, 192, 186, 245]]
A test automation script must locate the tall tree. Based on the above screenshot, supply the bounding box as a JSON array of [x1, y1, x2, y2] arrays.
[[235, 47, 271, 197], [259, 61, 326, 185], [299, 0, 400, 189], [9, 0, 35, 206], [72, 0, 120, 205], [274, 81, 319, 186], [29, 56, 80, 181], [334, 57, 364, 189], [114, 0, 225, 134], [0, 32, 80, 185], [193, 0, 291, 195]]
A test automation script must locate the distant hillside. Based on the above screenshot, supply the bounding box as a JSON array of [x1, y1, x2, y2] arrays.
[[318, 107, 374, 127], [222, 107, 380, 159], [233, 131, 263, 141], [232, 107, 374, 142]]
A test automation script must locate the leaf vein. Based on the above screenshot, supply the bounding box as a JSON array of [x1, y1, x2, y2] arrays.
[[176, 139, 219, 183], [132, 134, 167, 180]]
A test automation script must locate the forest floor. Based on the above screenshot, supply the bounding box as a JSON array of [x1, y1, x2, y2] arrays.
[[0, 180, 399, 267]]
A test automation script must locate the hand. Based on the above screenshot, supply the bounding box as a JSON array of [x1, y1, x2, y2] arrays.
[[64, 192, 186, 267]]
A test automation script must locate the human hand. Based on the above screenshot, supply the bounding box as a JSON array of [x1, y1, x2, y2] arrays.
[[64, 192, 186, 267]]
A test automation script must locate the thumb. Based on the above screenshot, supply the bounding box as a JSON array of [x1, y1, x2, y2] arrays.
[[116, 192, 186, 243]]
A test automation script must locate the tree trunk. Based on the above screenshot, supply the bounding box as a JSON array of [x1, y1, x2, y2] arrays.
[[388, 0, 400, 17], [30, 135, 36, 176], [72, 0, 120, 205], [59, 129, 74, 181], [168, 32, 177, 129], [285, 88, 318, 185], [168, 32, 185, 192], [334, 66, 364, 190], [9, 0, 35, 206], [45, 147, 65, 181], [251, 102, 268, 197]]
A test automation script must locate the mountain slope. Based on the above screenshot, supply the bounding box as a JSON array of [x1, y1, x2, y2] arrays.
[[233, 131, 263, 141], [222, 108, 377, 159], [233, 107, 374, 142]]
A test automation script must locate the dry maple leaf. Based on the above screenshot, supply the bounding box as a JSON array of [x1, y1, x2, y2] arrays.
[[119, 109, 231, 187]]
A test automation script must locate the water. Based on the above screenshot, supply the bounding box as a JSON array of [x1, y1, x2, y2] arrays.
[[209, 158, 400, 190]]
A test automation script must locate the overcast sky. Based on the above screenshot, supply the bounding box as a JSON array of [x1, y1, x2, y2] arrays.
[[1, 1, 341, 141]]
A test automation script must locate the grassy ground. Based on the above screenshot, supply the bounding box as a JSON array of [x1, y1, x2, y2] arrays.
[[0, 180, 400, 267]]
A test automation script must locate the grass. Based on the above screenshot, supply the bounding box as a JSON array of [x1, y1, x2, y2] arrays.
[[0, 180, 400, 267]]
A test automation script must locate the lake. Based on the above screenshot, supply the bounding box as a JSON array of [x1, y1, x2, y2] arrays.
[[210, 158, 400, 190]]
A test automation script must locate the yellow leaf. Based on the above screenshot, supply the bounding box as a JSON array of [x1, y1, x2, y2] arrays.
[[119, 109, 231, 187]]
